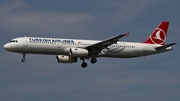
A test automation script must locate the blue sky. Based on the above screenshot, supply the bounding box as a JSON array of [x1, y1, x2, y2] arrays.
[[0, 0, 180, 101]]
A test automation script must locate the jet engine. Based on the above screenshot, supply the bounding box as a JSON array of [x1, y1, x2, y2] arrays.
[[56, 55, 77, 63], [64, 48, 89, 57]]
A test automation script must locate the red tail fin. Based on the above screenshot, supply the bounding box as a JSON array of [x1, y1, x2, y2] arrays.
[[143, 22, 169, 45]]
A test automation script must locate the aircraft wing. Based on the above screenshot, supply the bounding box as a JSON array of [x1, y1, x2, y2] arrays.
[[84, 32, 129, 55]]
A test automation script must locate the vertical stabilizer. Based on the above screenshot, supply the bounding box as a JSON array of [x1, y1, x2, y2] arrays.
[[143, 22, 169, 45]]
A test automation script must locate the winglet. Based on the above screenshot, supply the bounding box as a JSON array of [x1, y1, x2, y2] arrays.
[[125, 32, 129, 36]]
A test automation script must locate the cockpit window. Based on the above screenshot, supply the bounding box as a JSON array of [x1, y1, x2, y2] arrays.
[[10, 40, 18, 43]]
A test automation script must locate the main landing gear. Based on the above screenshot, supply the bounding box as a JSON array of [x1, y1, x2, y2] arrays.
[[91, 58, 97, 64], [80, 58, 97, 68], [80, 58, 87, 68], [21, 53, 26, 62]]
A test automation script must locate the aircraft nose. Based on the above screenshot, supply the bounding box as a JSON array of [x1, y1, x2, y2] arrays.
[[3, 43, 11, 50]]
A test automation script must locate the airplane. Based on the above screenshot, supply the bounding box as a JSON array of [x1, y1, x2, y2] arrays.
[[3, 22, 177, 68]]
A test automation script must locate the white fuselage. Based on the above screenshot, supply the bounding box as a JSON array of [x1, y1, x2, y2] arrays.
[[4, 37, 171, 58]]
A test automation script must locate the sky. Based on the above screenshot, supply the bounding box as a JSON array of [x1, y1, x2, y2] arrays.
[[0, 0, 180, 101]]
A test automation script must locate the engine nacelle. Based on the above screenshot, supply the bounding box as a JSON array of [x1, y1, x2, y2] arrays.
[[70, 48, 89, 57], [56, 55, 77, 63], [64, 48, 89, 57]]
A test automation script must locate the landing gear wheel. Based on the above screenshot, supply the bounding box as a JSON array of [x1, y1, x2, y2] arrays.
[[81, 62, 87, 68], [21, 59, 26, 62], [91, 58, 97, 64], [21, 53, 26, 62]]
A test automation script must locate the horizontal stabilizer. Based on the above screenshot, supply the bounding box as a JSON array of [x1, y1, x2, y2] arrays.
[[155, 43, 177, 50]]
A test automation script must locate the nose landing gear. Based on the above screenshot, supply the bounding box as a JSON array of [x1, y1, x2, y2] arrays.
[[21, 53, 26, 62]]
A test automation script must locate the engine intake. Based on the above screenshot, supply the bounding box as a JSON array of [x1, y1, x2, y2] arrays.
[[56, 55, 77, 63]]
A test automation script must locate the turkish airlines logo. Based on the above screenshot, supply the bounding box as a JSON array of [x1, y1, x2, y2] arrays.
[[150, 28, 166, 44]]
